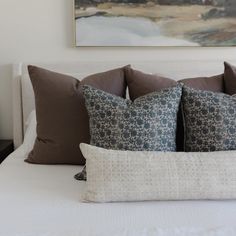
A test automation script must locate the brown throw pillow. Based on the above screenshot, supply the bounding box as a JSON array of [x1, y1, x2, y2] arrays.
[[26, 65, 127, 165], [125, 67, 177, 101], [124, 67, 184, 150], [224, 62, 236, 95], [180, 74, 224, 93]]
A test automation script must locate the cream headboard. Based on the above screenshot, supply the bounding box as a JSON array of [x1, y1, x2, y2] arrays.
[[12, 60, 236, 148]]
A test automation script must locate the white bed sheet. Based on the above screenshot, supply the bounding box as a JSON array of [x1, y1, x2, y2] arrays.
[[1, 147, 236, 236]]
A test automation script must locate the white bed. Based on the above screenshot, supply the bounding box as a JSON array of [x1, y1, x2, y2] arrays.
[[1, 147, 236, 236], [1, 60, 236, 236]]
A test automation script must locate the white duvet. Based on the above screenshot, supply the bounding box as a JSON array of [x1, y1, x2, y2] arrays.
[[2, 107, 236, 236], [0, 146, 236, 236]]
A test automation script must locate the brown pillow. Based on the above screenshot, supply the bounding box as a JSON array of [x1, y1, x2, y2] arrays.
[[26, 65, 127, 165], [180, 74, 224, 93], [124, 67, 184, 150], [125, 67, 177, 101], [224, 62, 236, 95], [125, 67, 225, 151]]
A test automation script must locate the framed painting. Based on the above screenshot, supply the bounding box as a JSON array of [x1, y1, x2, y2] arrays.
[[74, 0, 236, 46]]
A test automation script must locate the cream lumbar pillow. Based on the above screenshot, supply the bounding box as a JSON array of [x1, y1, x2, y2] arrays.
[[80, 143, 236, 203]]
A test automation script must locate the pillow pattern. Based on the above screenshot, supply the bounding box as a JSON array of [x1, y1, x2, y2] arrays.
[[84, 84, 182, 151], [182, 86, 236, 152], [81, 143, 236, 203], [26, 65, 127, 165]]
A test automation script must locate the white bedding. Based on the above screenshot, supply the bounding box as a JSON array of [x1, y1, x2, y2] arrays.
[[0, 147, 236, 236]]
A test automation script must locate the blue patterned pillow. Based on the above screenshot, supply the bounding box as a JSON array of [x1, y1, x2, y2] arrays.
[[84, 84, 182, 151], [182, 86, 236, 152], [75, 84, 182, 180]]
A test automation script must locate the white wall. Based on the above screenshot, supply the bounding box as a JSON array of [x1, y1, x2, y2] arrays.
[[0, 0, 236, 139]]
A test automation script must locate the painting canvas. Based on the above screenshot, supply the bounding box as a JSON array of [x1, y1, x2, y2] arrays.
[[74, 0, 236, 46]]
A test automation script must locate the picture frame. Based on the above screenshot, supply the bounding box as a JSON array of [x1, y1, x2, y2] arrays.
[[74, 0, 236, 47]]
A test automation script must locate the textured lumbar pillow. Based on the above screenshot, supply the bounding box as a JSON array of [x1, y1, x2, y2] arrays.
[[75, 84, 182, 180], [81, 143, 236, 202], [182, 85, 236, 152]]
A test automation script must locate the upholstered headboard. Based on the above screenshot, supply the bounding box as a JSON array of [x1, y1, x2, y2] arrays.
[[12, 60, 236, 148]]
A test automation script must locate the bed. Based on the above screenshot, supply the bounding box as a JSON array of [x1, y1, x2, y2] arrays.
[[1, 60, 236, 236]]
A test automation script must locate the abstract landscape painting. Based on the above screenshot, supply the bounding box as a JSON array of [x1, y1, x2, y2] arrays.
[[74, 0, 236, 46]]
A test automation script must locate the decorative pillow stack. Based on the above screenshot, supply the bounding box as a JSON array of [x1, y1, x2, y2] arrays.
[[76, 62, 236, 180], [27, 62, 236, 202], [27, 62, 235, 165], [78, 62, 236, 202]]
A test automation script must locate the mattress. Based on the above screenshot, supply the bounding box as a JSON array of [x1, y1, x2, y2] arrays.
[[1, 147, 236, 236]]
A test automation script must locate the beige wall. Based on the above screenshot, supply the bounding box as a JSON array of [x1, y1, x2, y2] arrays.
[[0, 0, 235, 139]]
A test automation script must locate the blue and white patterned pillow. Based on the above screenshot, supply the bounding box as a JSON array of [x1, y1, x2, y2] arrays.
[[75, 84, 182, 181], [84, 84, 182, 151], [182, 86, 236, 152]]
